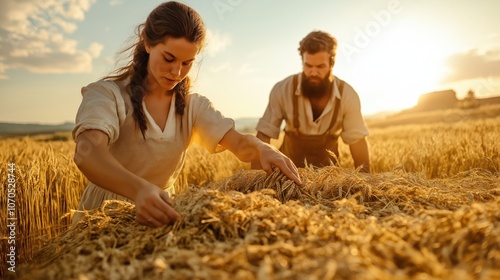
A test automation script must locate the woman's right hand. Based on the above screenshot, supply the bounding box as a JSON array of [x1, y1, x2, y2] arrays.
[[134, 183, 181, 227], [75, 129, 181, 228]]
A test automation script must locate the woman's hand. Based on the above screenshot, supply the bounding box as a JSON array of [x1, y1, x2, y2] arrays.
[[134, 183, 181, 227], [255, 142, 301, 185], [220, 129, 302, 185], [75, 129, 180, 227]]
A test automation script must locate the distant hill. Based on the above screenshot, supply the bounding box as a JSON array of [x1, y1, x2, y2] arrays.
[[0, 122, 74, 136], [363, 110, 401, 121], [366, 103, 500, 129], [3, 94, 499, 136], [234, 117, 260, 133], [0, 119, 259, 136]]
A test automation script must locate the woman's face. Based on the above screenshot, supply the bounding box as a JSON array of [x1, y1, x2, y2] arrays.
[[145, 37, 199, 93]]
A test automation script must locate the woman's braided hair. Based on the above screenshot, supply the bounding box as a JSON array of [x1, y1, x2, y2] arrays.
[[104, 1, 205, 139]]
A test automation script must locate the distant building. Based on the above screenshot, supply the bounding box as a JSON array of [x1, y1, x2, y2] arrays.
[[397, 89, 457, 115], [395, 88, 500, 116], [414, 89, 458, 112]]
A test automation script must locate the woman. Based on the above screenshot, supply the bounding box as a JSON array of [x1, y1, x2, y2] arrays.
[[72, 1, 301, 227]]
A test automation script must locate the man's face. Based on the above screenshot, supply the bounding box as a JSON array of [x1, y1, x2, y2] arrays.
[[302, 51, 331, 82], [301, 51, 332, 98]]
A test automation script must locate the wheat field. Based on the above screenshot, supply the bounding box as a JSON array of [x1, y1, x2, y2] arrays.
[[1, 105, 499, 279]]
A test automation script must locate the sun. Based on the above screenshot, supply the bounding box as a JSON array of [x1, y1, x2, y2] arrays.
[[345, 22, 451, 114]]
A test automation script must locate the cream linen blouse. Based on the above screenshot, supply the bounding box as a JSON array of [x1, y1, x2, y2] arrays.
[[72, 79, 234, 217]]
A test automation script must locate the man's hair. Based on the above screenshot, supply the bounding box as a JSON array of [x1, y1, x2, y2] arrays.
[[298, 31, 337, 66]]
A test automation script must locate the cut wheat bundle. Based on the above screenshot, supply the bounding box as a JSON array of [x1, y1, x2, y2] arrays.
[[13, 167, 500, 280]]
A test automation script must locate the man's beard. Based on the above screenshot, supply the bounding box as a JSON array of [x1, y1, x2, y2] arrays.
[[301, 73, 332, 99]]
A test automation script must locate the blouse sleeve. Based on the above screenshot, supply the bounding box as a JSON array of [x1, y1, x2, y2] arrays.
[[189, 93, 235, 153], [72, 80, 127, 144]]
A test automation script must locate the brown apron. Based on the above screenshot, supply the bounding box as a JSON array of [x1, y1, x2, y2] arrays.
[[279, 75, 345, 168]]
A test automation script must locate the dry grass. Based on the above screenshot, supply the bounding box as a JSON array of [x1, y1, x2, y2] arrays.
[[0, 136, 85, 267], [1, 107, 500, 279], [14, 168, 500, 279]]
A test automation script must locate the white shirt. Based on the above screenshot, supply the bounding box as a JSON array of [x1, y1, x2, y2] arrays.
[[256, 74, 369, 145]]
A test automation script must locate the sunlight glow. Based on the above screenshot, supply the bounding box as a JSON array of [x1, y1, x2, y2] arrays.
[[346, 22, 451, 113]]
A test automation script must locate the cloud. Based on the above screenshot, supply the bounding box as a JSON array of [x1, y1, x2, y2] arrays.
[[205, 29, 231, 57], [88, 42, 103, 58], [109, 0, 123, 6], [0, 0, 100, 77], [443, 48, 500, 83], [9, 51, 97, 74], [0, 61, 7, 79]]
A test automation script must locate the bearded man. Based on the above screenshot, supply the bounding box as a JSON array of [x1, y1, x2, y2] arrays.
[[252, 31, 370, 172]]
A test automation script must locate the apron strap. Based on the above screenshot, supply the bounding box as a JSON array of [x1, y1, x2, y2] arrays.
[[292, 74, 299, 130], [326, 77, 345, 133]]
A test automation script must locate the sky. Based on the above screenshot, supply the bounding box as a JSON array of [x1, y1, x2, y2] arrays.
[[1, 0, 500, 124]]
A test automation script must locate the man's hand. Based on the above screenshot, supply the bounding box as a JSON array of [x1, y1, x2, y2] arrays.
[[349, 137, 370, 173]]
